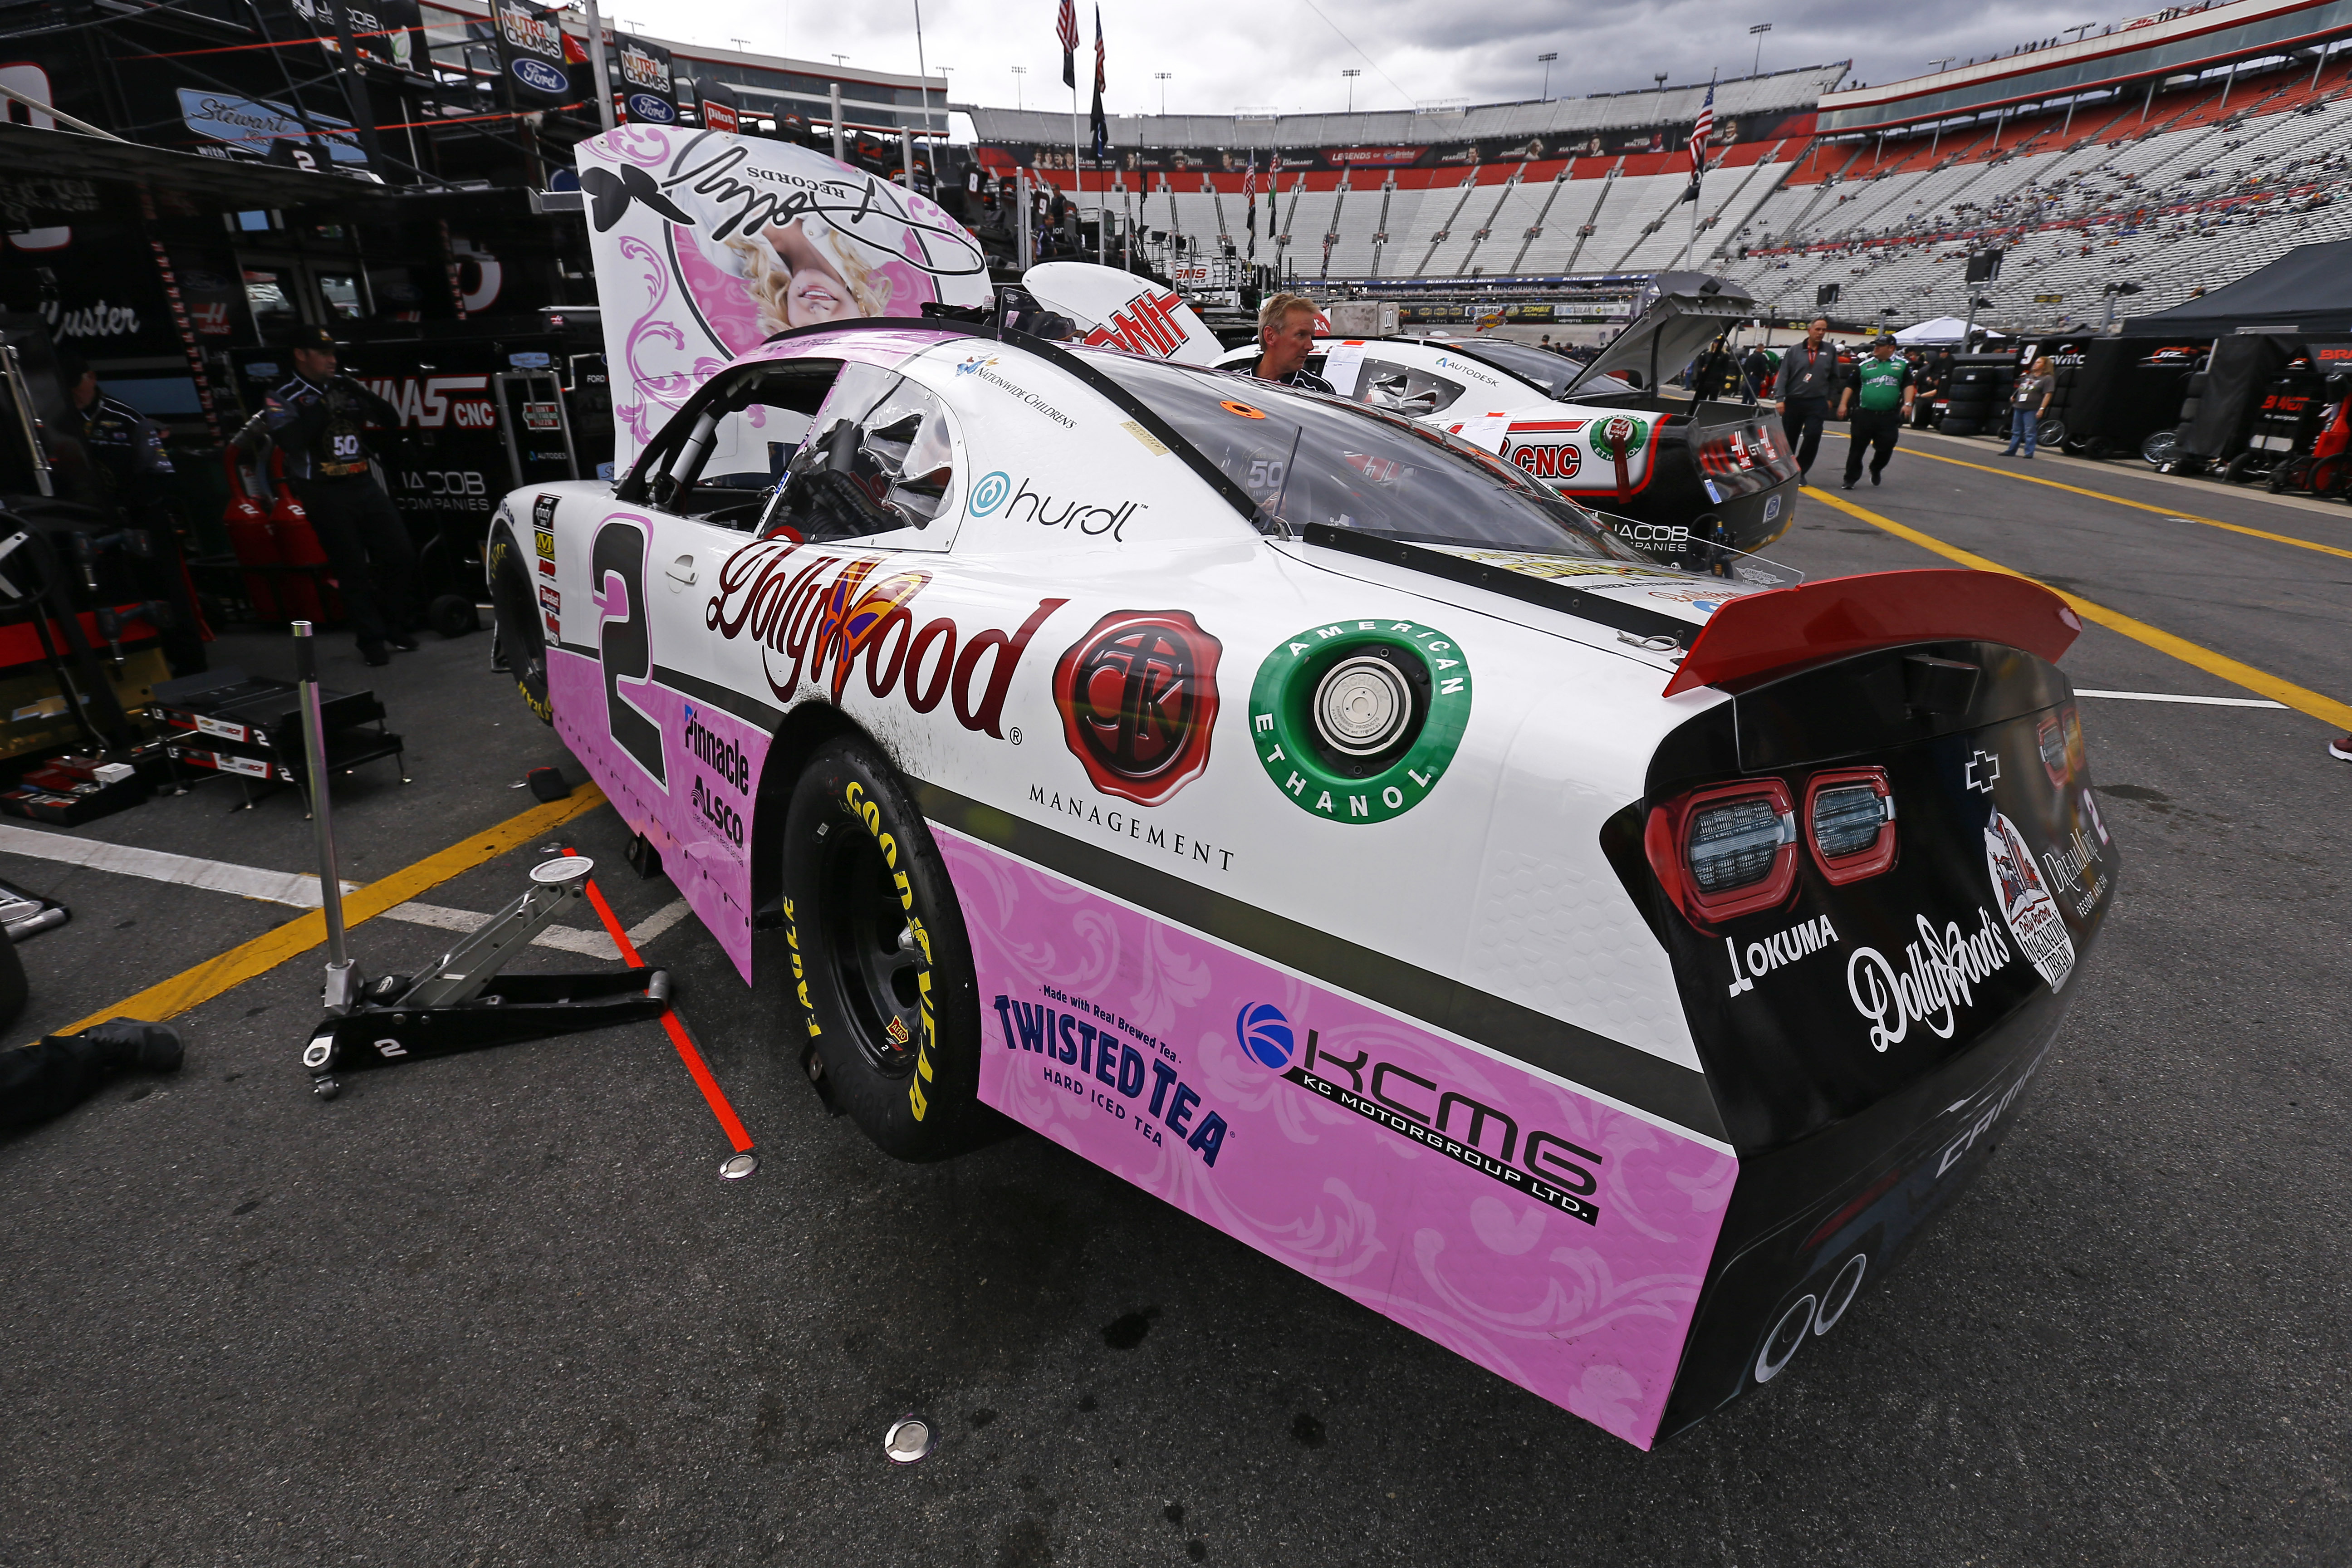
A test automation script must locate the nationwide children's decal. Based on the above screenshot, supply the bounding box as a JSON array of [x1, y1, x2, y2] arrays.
[[1051, 610, 1222, 806], [1985, 808, 2077, 990], [1250, 620, 1470, 824], [704, 538, 1065, 735]]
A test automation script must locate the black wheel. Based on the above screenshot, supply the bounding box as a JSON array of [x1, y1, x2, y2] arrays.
[[2063, 435, 2092, 456], [486, 523, 550, 724], [2083, 436, 2112, 460], [780, 736, 991, 1161], [2314, 454, 2351, 498], [428, 593, 480, 638], [2268, 457, 2307, 493], [2223, 450, 2265, 486]]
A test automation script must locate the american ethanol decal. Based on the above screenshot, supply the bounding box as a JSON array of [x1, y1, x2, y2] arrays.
[[1249, 619, 1471, 825]]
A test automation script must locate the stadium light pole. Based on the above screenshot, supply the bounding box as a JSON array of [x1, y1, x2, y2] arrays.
[[1748, 24, 1771, 78], [1342, 68, 1361, 112], [1155, 72, 1171, 116], [1012, 63, 1026, 111], [1537, 53, 1557, 101]]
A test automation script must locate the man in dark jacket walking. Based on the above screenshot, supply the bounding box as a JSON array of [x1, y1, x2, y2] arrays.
[[1772, 318, 1840, 483], [248, 327, 416, 666]]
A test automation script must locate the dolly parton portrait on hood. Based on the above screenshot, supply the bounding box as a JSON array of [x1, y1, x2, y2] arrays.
[[577, 126, 993, 464]]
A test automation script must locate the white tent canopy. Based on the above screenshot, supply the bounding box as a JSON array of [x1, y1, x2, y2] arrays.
[[1895, 316, 1973, 345]]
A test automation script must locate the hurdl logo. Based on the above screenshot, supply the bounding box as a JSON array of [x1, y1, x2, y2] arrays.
[[1235, 1001, 1295, 1070], [969, 470, 1011, 515]]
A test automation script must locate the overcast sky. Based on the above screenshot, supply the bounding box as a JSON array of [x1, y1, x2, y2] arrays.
[[635, 0, 2124, 118]]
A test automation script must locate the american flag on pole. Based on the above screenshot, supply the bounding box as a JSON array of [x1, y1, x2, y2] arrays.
[[1688, 81, 1715, 176], [1243, 153, 1257, 260], [1058, 0, 1078, 88]]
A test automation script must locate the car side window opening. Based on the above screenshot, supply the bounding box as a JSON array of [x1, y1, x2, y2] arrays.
[[637, 360, 841, 526], [1355, 358, 1467, 416], [757, 365, 961, 544], [1090, 355, 1647, 562]]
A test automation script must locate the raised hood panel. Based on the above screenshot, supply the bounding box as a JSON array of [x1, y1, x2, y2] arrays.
[[576, 127, 994, 473], [1568, 274, 1758, 396]]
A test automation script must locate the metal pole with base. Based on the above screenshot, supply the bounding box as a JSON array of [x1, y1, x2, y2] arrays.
[[295, 621, 362, 1016]]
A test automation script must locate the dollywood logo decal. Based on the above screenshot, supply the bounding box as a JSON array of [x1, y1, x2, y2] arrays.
[[1844, 908, 2016, 1054], [704, 539, 1065, 738]]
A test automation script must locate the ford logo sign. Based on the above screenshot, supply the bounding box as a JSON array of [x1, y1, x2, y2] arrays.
[[627, 93, 676, 123], [511, 56, 568, 93]]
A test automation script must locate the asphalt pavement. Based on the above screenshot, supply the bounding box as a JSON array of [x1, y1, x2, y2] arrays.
[[0, 435, 2345, 1566]]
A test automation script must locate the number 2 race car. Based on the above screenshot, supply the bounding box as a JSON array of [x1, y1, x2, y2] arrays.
[[491, 127, 2119, 1449]]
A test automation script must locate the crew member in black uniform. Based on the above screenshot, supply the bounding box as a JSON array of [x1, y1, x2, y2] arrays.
[[58, 353, 207, 674], [255, 327, 416, 666], [1250, 293, 1334, 393], [59, 352, 176, 527]]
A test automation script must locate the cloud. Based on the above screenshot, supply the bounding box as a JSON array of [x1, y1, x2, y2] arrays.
[[652, 0, 2120, 121]]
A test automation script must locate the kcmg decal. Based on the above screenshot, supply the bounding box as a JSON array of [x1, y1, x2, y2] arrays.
[[1244, 1001, 1605, 1223]]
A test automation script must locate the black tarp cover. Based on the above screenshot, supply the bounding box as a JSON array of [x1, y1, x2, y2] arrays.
[[2121, 239, 2352, 338]]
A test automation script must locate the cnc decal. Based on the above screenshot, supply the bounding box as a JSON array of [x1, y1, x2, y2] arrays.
[[1051, 610, 1222, 806], [590, 518, 667, 787]]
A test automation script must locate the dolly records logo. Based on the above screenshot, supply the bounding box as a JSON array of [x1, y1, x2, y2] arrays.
[[1051, 610, 1221, 805], [1250, 620, 1470, 825]]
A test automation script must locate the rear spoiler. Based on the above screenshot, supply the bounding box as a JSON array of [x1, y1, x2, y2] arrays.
[[1663, 570, 2081, 697]]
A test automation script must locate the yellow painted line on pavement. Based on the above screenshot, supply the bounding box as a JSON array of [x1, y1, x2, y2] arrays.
[[1891, 441, 2352, 563], [1804, 485, 2352, 731], [48, 785, 609, 1038]]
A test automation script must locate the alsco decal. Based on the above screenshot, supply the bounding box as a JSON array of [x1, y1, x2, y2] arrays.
[[706, 539, 1065, 737], [1242, 1004, 1600, 1224], [992, 992, 1229, 1164], [1078, 290, 1194, 359]]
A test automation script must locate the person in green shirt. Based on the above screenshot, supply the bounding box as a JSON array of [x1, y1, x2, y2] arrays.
[[1839, 338, 1916, 490]]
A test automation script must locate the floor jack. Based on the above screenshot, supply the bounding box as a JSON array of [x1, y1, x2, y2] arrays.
[[284, 623, 669, 1100]]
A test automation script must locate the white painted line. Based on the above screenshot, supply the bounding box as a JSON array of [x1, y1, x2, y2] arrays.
[[2075, 689, 2289, 708], [0, 823, 357, 908]]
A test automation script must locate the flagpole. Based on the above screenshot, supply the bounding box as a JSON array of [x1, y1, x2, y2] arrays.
[[1072, 80, 1084, 242]]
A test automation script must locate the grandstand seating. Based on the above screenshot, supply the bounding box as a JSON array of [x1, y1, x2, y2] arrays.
[[1719, 54, 2352, 332], [998, 47, 2352, 335]]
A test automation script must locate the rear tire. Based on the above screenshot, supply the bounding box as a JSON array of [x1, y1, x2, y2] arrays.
[[779, 736, 990, 1161], [486, 524, 550, 723]]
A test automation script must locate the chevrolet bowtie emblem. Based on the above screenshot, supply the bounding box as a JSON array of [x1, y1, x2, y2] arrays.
[[1965, 749, 2001, 794]]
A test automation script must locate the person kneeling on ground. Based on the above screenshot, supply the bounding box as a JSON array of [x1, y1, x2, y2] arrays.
[[1840, 338, 1916, 490], [1250, 292, 1334, 393], [0, 1020, 184, 1131]]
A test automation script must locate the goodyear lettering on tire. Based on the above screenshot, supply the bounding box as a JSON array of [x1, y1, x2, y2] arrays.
[[844, 780, 936, 1119]]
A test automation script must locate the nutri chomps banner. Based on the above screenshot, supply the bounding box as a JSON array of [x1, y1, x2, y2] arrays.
[[577, 127, 993, 471], [614, 33, 677, 125], [494, 0, 573, 105]]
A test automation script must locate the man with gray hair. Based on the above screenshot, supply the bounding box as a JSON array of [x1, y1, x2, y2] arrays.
[[1250, 292, 1334, 392]]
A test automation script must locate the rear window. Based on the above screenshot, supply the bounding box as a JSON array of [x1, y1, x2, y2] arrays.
[[1088, 354, 1646, 561]]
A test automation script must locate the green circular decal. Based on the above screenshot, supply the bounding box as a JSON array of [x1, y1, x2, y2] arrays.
[[1588, 414, 1651, 459], [1249, 620, 1472, 825]]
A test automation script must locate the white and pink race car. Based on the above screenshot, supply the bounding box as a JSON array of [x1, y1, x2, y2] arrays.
[[490, 127, 2117, 1449]]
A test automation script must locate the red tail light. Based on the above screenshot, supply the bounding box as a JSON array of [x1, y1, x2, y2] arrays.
[[1645, 779, 1798, 928], [1804, 768, 1897, 884]]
